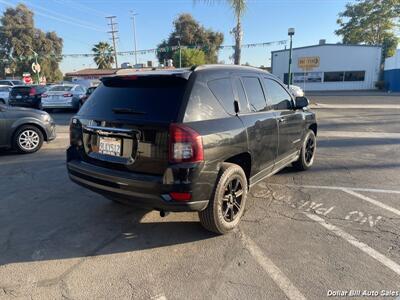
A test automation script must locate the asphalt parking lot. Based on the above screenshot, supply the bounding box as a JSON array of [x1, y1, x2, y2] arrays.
[[1, 93, 399, 300]]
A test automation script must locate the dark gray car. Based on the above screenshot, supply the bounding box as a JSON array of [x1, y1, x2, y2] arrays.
[[0, 104, 56, 153]]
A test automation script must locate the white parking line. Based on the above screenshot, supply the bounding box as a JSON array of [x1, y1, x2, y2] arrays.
[[342, 189, 400, 217], [241, 232, 307, 300], [318, 131, 400, 139], [267, 183, 400, 195], [305, 213, 400, 276]]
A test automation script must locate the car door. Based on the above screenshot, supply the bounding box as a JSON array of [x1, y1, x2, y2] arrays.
[[262, 77, 304, 164], [233, 74, 278, 181]]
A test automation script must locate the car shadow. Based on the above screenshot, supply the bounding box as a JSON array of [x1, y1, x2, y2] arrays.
[[0, 194, 217, 266]]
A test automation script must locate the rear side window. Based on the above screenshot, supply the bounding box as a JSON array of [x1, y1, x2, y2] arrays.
[[184, 79, 228, 122], [0, 87, 9, 92], [207, 78, 235, 115], [0, 81, 11, 86], [263, 78, 293, 110], [78, 76, 187, 122], [241, 77, 267, 112]]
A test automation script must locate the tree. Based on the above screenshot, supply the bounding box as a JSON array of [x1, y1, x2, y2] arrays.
[[194, 0, 246, 65], [156, 13, 223, 65], [172, 48, 206, 67], [0, 4, 63, 82], [336, 0, 400, 58], [92, 42, 114, 69]]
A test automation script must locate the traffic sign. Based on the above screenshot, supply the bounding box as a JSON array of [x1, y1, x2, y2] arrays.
[[31, 62, 41, 74]]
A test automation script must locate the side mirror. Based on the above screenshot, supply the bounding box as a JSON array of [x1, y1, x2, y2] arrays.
[[234, 100, 240, 114], [295, 96, 309, 109]]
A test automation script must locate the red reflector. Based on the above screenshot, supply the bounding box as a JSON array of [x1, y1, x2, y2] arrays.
[[169, 192, 192, 201]]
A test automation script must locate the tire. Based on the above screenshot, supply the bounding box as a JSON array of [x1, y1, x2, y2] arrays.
[[0, 99, 5, 104], [199, 162, 248, 234], [13, 125, 44, 154], [293, 129, 316, 171]]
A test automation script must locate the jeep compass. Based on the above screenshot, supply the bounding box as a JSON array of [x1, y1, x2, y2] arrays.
[[67, 65, 317, 234]]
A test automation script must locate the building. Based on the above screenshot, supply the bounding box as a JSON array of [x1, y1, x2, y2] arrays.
[[64, 68, 120, 81], [384, 50, 400, 92], [271, 42, 382, 91]]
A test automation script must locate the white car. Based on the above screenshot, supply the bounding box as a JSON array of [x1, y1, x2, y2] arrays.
[[0, 85, 11, 104], [41, 84, 86, 111], [289, 85, 305, 97]]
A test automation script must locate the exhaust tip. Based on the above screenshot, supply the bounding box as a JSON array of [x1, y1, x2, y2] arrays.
[[160, 210, 170, 218]]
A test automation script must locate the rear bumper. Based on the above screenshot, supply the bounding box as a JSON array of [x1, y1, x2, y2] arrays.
[[42, 102, 76, 109], [66, 156, 209, 212], [9, 100, 39, 108]]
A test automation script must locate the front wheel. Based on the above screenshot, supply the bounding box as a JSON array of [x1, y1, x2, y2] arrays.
[[13, 126, 44, 154], [293, 129, 316, 171], [199, 163, 248, 234]]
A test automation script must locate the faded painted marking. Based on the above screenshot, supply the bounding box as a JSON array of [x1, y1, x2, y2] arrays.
[[241, 232, 307, 300], [318, 130, 400, 139], [344, 211, 382, 228], [266, 183, 400, 195], [342, 189, 400, 217], [305, 213, 400, 276]]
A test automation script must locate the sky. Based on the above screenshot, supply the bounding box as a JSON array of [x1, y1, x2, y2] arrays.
[[0, 0, 355, 74]]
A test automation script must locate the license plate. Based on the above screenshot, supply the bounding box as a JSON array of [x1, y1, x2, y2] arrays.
[[99, 137, 122, 156], [16, 95, 22, 99]]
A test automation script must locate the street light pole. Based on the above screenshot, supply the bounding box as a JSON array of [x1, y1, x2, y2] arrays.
[[287, 28, 295, 88], [176, 35, 182, 68], [130, 11, 138, 66]]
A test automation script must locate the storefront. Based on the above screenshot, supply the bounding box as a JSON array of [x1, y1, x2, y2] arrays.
[[271, 43, 382, 91]]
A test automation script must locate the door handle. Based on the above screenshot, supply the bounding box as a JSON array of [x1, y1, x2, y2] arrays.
[[277, 117, 286, 123]]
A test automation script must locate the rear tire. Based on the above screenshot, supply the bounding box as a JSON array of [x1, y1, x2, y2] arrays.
[[13, 125, 44, 154], [0, 99, 5, 104], [293, 129, 316, 171], [198, 163, 248, 234]]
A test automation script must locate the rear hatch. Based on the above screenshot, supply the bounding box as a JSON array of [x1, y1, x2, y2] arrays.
[[9, 86, 36, 101], [44, 86, 74, 103], [73, 75, 189, 175]]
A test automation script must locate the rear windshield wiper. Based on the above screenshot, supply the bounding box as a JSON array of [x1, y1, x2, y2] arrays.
[[112, 108, 146, 115]]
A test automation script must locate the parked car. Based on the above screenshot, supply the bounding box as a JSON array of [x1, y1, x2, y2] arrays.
[[0, 104, 56, 153], [0, 85, 11, 104], [41, 84, 86, 111], [80, 86, 97, 104], [8, 85, 47, 109], [0, 79, 25, 86], [289, 85, 305, 97], [67, 65, 317, 234]]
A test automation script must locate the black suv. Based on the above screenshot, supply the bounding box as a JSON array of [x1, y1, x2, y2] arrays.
[[67, 65, 317, 234], [9, 85, 47, 109]]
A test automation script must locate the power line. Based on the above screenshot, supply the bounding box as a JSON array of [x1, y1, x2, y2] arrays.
[[0, 0, 104, 32], [53, 0, 109, 18], [106, 16, 119, 68]]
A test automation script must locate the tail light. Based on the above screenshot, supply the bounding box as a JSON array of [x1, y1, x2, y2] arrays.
[[169, 123, 203, 163], [29, 88, 36, 96], [41, 93, 48, 98], [63, 93, 73, 97]]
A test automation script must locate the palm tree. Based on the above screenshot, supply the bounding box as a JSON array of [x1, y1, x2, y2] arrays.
[[92, 42, 114, 69], [194, 0, 246, 65]]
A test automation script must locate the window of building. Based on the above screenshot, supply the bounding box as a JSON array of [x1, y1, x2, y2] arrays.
[[241, 77, 267, 112], [208, 78, 235, 115], [263, 78, 293, 110], [344, 71, 365, 82], [324, 71, 345, 82]]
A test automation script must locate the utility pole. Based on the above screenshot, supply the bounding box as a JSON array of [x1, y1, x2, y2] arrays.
[[130, 11, 138, 66], [106, 16, 119, 69], [287, 27, 295, 88]]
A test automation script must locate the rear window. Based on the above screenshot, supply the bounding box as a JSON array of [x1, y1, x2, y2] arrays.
[[78, 76, 188, 122], [50, 85, 73, 92], [10, 86, 32, 94]]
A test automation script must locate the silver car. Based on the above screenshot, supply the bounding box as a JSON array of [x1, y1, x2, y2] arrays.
[[0, 79, 25, 86], [41, 84, 86, 110], [0, 85, 11, 104]]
